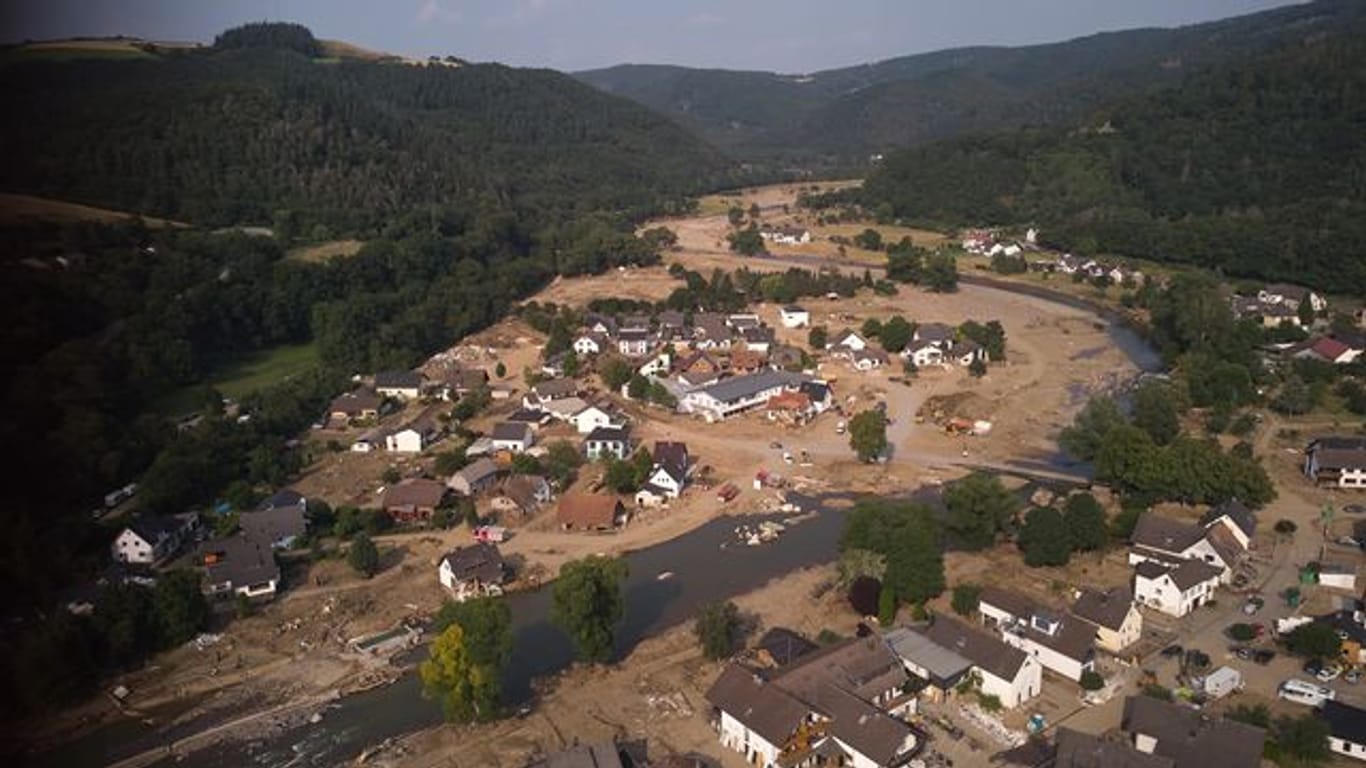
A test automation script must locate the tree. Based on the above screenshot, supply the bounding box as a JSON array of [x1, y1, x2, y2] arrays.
[[808, 325, 828, 350], [1228, 703, 1271, 728], [727, 206, 745, 227], [727, 225, 765, 256], [877, 584, 898, 625], [881, 315, 913, 353], [1132, 380, 1181, 445], [837, 548, 887, 587], [951, 584, 981, 616], [434, 448, 468, 476], [494, 361, 507, 378], [1227, 623, 1256, 642], [968, 358, 987, 378], [1272, 376, 1313, 415], [349, 532, 380, 578], [1080, 670, 1105, 691], [1284, 622, 1341, 660], [1274, 714, 1330, 763], [600, 357, 633, 391], [854, 228, 884, 251], [1297, 293, 1316, 327], [861, 317, 883, 339], [694, 600, 741, 661], [848, 409, 888, 462], [543, 440, 583, 486], [381, 466, 401, 484], [943, 472, 1019, 551], [923, 253, 958, 292], [552, 556, 628, 663], [627, 373, 650, 400], [604, 457, 640, 493], [152, 570, 210, 647], [841, 499, 944, 604], [1063, 493, 1108, 552], [1017, 507, 1071, 566], [1059, 396, 1125, 461], [419, 616, 507, 723]]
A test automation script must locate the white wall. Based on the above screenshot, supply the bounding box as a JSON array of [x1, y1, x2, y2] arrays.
[[1330, 735, 1366, 762], [979, 657, 1041, 709], [1094, 608, 1142, 653], [718, 710, 781, 767]]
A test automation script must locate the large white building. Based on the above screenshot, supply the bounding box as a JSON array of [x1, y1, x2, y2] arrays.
[[1071, 586, 1143, 655], [911, 617, 1043, 709], [679, 370, 810, 422], [1305, 437, 1366, 490], [978, 588, 1096, 682], [1133, 560, 1222, 618]]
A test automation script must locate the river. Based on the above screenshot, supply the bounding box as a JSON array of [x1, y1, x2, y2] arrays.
[[39, 276, 1161, 768]]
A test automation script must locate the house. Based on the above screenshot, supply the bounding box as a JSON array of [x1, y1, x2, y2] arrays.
[[557, 493, 627, 530], [112, 514, 197, 565], [728, 347, 768, 374], [1198, 500, 1257, 550], [1317, 610, 1366, 667], [381, 478, 447, 523], [692, 313, 734, 350], [642, 441, 690, 499], [374, 370, 423, 401], [445, 367, 490, 399], [616, 328, 653, 358], [491, 474, 552, 517], [759, 226, 811, 245], [770, 344, 805, 371], [202, 535, 280, 599], [1319, 562, 1358, 591], [525, 743, 631, 768], [1120, 695, 1265, 768], [1071, 587, 1143, 654], [585, 426, 631, 460], [1259, 283, 1326, 313], [1132, 560, 1221, 618], [657, 310, 686, 334], [951, 339, 986, 366], [851, 348, 889, 371], [572, 333, 607, 356], [1299, 336, 1361, 365], [883, 627, 973, 703], [490, 422, 534, 453], [448, 457, 501, 496], [705, 636, 918, 768], [1128, 512, 1244, 582], [903, 340, 944, 368], [543, 396, 590, 422], [584, 312, 617, 336], [913, 323, 956, 350], [385, 412, 441, 453], [1305, 436, 1366, 489], [636, 351, 672, 378], [523, 378, 579, 409], [978, 587, 1096, 681], [241, 490, 307, 550], [504, 408, 550, 429], [540, 351, 570, 379], [918, 616, 1042, 708], [351, 427, 387, 453], [327, 388, 382, 424], [779, 305, 810, 329], [740, 326, 775, 354], [826, 328, 868, 355], [1320, 700, 1366, 762], [437, 542, 506, 602], [680, 370, 809, 422], [798, 380, 834, 413], [1052, 727, 1174, 768], [571, 403, 622, 435], [765, 391, 815, 425], [727, 313, 761, 331]]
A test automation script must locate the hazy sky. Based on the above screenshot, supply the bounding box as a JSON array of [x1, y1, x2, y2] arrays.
[[1, 0, 1303, 72]]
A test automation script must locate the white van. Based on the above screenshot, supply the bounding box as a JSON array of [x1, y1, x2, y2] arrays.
[[1278, 679, 1336, 707]]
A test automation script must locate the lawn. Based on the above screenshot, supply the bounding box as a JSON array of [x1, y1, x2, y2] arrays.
[[156, 342, 320, 417], [287, 239, 365, 263]]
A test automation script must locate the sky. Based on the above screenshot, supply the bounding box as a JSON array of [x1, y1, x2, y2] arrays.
[[1, 0, 1304, 72]]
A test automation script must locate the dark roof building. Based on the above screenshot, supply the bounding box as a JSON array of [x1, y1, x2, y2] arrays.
[[1130, 514, 1206, 555], [1200, 500, 1257, 540], [1054, 727, 1173, 768], [1120, 695, 1265, 768], [753, 627, 819, 669], [374, 370, 422, 390], [440, 542, 505, 586], [1071, 587, 1135, 632], [1319, 700, 1366, 759], [921, 617, 1029, 683]]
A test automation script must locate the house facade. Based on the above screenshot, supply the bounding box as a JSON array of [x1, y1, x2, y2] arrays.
[[679, 370, 810, 422], [779, 306, 810, 328], [1071, 587, 1143, 654], [448, 457, 500, 496], [437, 543, 506, 602], [584, 426, 631, 460], [1321, 700, 1366, 763], [978, 588, 1095, 682], [918, 617, 1042, 709], [112, 515, 196, 565], [1133, 560, 1221, 617], [490, 422, 534, 453], [1305, 437, 1366, 489], [374, 371, 423, 400], [570, 404, 620, 435]]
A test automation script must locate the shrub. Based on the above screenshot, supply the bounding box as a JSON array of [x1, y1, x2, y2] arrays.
[[1080, 670, 1105, 691]]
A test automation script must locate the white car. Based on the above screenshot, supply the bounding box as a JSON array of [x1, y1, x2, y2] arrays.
[[1317, 666, 1341, 683]]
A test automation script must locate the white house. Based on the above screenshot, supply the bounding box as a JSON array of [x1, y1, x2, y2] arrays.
[[1305, 437, 1366, 489], [437, 543, 506, 602], [636, 351, 671, 378], [572, 333, 605, 356], [903, 340, 944, 368], [570, 404, 621, 435], [374, 370, 422, 401], [490, 422, 533, 453], [1259, 283, 1327, 313], [1133, 560, 1222, 618], [1321, 700, 1366, 763], [759, 226, 812, 245], [616, 328, 652, 358], [920, 617, 1042, 709], [1128, 512, 1245, 583], [1071, 587, 1143, 655], [850, 348, 888, 371], [112, 515, 196, 565], [913, 323, 956, 350], [385, 414, 439, 453], [979, 588, 1095, 682], [679, 370, 809, 422], [642, 441, 690, 499], [203, 535, 280, 600], [779, 305, 810, 329], [584, 426, 631, 460], [826, 329, 868, 355]]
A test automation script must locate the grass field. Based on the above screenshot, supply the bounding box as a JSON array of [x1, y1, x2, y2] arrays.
[[0, 193, 184, 228], [156, 342, 320, 417], [287, 239, 365, 263]]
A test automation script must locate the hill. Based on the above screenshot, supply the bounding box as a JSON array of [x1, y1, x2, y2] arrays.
[[0, 25, 735, 235], [575, 0, 1366, 163], [854, 34, 1366, 294]]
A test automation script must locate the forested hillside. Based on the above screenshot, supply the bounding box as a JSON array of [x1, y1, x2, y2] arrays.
[[576, 0, 1366, 163], [0, 23, 735, 234], [857, 34, 1366, 293]]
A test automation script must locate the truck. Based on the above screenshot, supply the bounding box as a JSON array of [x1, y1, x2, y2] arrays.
[[473, 525, 507, 543]]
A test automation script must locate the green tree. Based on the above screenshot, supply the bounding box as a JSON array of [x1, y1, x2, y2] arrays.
[[1271, 376, 1313, 415], [348, 532, 380, 578], [604, 457, 640, 493], [848, 409, 888, 462], [1063, 493, 1108, 552], [552, 556, 628, 663], [419, 615, 507, 723], [1132, 380, 1181, 445], [1284, 622, 1341, 660], [543, 440, 584, 486], [1274, 714, 1330, 763], [968, 357, 987, 378], [694, 600, 742, 661], [1059, 396, 1126, 461], [434, 448, 468, 476], [943, 472, 1019, 551], [627, 373, 650, 400], [727, 225, 765, 256], [808, 325, 828, 350], [1296, 294, 1317, 327], [841, 499, 945, 604], [881, 315, 913, 353], [854, 228, 884, 251], [382, 466, 401, 484], [878, 584, 898, 625], [951, 584, 981, 616], [600, 357, 634, 391], [727, 206, 745, 227], [1228, 704, 1271, 728], [152, 570, 210, 647], [923, 253, 958, 292], [1017, 507, 1071, 566], [837, 548, 887, 587], [861, 317, 883, 339], [1080, 670, 1105, 691], [494, 361, 507, 378]]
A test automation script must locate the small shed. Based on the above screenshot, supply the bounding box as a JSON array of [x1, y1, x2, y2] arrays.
[[1201, 666, 1243, 699]]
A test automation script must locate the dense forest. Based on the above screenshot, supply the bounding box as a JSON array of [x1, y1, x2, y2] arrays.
[[0, 22, 730, 629], [0, 23, 738, 235], [575, 0, 1366, 163], [856, 34, 1366, 293]]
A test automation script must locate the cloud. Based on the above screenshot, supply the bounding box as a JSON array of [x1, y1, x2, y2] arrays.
[[687, 12, 725, 28], [415, 0, 462, 26], [484, 0, 556, 29]]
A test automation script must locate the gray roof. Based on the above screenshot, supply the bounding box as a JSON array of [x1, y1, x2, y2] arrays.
[[1168, 560, 1223, 590], [695, 370, 807, 404], [239, 503, 306, 547], [1130, 514, 1206, 554], [586, 426, 630, 443], [531, 378, 579, 398], [1320, 700, 1366, 745], [374, 370, 422, 389], [257, 489, 305, 511], [440, 542, 505, 585], [755, 627, 819, 668], [1071, 587, 1135, 632], [1054, 728, 1173, 768], [921, 616, 1029, 683], [915, 323, 955, 342], [491, 422, 532, 441], [1200, 500, 1256, 539], [453, 457, 500, 485], [203, 535, 279, 590], [773, 635, 908, 705], [704, 664, 808, 748], [981, 587, 1095, 663], [884, 626, 972, 687], [528, 743, 625, 768], [1120, 696, 1265, 768], [127, 515, 185, 545]]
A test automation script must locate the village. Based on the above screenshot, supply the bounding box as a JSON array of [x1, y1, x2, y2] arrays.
[[53, 182, 1366, 768]]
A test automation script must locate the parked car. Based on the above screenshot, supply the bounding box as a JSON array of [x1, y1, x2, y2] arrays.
[[1161, 644, 1184, 658], [1346, 669, 1362, 685], [1317, 665, 1342, 683], [1235, 647, 1254, 661], [1344, 504, 1366, 515], [1304, 660, 1324, 677], [1242, 596, 1265, 615]]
